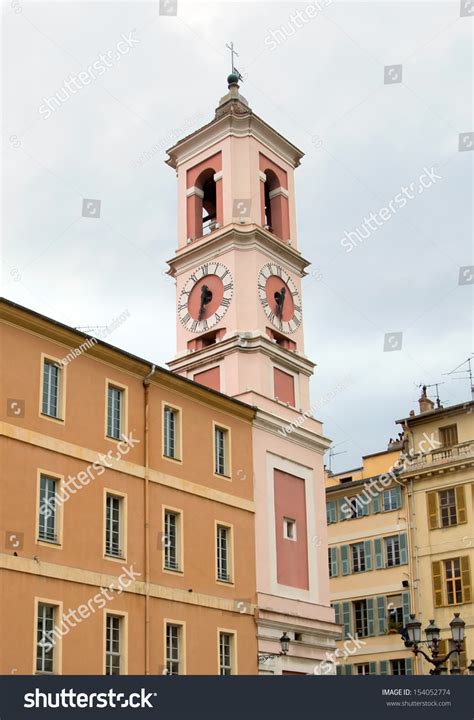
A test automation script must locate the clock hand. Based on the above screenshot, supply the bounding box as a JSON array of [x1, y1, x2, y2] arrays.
[[198, 284, 213, 320], [274, 286, 286, 319]]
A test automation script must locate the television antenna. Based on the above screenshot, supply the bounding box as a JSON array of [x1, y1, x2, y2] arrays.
[[416, 382, 444, 408], [325, 441, 347, 473], [443, 355, 474, 400]]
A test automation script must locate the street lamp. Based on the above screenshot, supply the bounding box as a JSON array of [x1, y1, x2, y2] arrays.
[[468, 660, 474, 675], [402, 613, 465, 675], [258, 632, 291, 663]]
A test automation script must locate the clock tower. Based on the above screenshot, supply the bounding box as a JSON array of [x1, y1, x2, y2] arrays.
[[166, 73, 338, 673]]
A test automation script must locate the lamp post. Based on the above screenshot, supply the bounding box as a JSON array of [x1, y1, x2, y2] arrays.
[[468, 660, 474, 675], [258, 632, 290, 664], [403, 613, 465, 675]]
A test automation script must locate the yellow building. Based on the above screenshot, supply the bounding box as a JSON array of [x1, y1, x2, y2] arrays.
[[326, 446, 414, 675], [396, 389, 474, 674], [326, 389, 474, 675]]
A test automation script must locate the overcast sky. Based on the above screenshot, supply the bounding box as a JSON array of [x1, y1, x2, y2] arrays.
[[2, 1, 472, 472]]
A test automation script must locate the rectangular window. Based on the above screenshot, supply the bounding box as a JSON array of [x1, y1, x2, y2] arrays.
[[36, 603, 56, 673], [439, 489, 457, 527], [107, 385, 123, 440], [219, 632, 234, 675], [351, 542, 366, 573], [214, 426, 229, 476], [216, 525, 231, 582], [353, 600, 368, 638], [390, 659, 406, 675], [385, 536, 400, 567], [164, 510, 180, 571], [387, 594, 404, 631], [164, 406, 179, 459], [105, 494, 123, 558], [382, 487, 401, 512], [38, 475, 58, 543], [166, 624, 182, 675], [439, 424, 458, 447], [445, 558, 463, 605], [283, 517, 296, 540], [42, 359, 61, 418], [356, 663, 370, 675], [105, 614, 122, 675]]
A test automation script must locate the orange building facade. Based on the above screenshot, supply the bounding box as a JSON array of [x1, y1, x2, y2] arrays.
[[0, 299, 257, 675]]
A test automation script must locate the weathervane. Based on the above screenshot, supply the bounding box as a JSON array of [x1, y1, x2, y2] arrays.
[[225, 41, 244, 82]]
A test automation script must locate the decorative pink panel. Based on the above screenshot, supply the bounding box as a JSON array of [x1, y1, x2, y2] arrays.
[[193, 366, 220, 392], [274, 469, 309, 590], [273, 368, 295, 407]]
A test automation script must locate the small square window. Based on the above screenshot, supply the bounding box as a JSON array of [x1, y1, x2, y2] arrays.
[[283, 517, 296, 540]]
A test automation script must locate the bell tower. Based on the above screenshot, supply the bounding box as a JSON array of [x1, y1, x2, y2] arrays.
[[166, 72, 338, 673]]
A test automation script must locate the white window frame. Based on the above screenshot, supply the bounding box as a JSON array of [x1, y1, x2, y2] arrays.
[[385, 536, 400, 567], [163, 403, 182, 461], [218, 630, 236, 676], [283, 517, 297, 541], [216, 523, 233, 583], [163, 509, 182, 572], [104, 490, 126, 560]]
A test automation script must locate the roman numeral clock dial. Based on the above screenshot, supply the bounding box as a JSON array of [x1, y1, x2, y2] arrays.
[[178, 262, 234, 333], [258, 263, 302, 334]]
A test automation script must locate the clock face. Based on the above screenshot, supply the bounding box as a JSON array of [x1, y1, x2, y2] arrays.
[[257, 262, 302, 334], [178, 262, 233, 333]]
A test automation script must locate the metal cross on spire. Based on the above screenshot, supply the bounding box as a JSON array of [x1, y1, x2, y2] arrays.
[[225, 41, 244, 82]]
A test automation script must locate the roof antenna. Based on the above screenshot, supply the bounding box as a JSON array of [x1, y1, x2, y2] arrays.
[[325, 441, 347, 473], [417, 382, 444, 408], [443, 355, 474, 400]]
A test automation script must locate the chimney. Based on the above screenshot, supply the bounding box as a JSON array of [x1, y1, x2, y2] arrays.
[[418, 385, 435, 414]]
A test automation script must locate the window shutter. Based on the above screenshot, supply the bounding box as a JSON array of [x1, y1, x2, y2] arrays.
[[427, 492, 438, 530], [364, 540, 373, 571], [331, 547, 339, 577], [432, 560, 444, 607], [461, 556, 472, 603], [342, 601, 352, 638], [399, 533, 408, 565], [367, 598, 375, 636], [379, 660, 389, 675], [456, 486, 467, 524], [369, 661, 377, 675], [402, 592, 411, 625], [336, 665, 342, 675], [405, 658, 413, 675], [362, 498, 370, 516], [338, 498, 347, 521], [327, 500, 337, 524], [376, 596, 386, 635], [332, 602, 341, 626], [374, 538, 384, 569], [371, 493, 380, 514], [393, 485, 402, 509], [341, 545, 350, 575], [344, 665, 353, 675]]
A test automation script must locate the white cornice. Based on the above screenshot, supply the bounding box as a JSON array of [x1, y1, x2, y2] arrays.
[[168, 332, 315, 376], [253, 407, 331, 455], [166, 111, 304, 170], [167, 225, 310, 277]]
